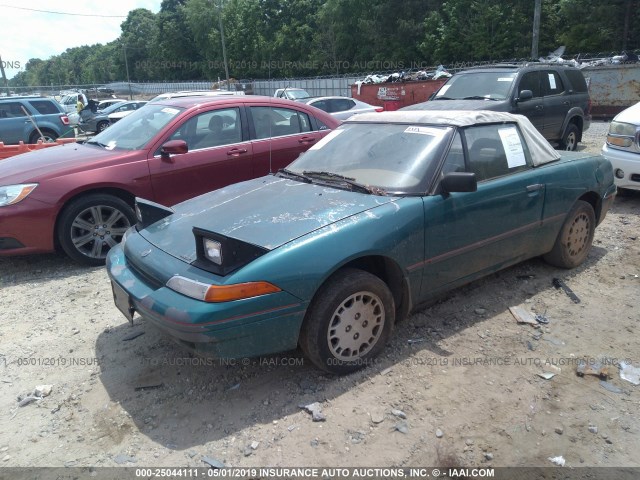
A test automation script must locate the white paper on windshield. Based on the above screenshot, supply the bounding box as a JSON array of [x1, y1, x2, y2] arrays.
[[105, 141, 117, 151], [548, 73, 557, 89], [436, 85, 451, 96], [309, 128, 344, 150], [498, 77, 514, 82], [498, 127, 526, 168], [404, 126, 442, 136], [161, 107, 179, 115]]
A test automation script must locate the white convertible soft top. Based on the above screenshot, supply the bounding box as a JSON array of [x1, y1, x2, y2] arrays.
[[348, 110, 561, 166]]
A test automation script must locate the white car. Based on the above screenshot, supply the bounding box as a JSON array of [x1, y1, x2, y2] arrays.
[[302, 96, 383, 120], [148, 90, 243, 103], [274, 88, 310, 100], [602, 101, 640, 191], [97, 98, 127, 111]]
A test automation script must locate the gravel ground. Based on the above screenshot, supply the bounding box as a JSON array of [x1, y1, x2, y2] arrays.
[[0, 121, 639, 472]]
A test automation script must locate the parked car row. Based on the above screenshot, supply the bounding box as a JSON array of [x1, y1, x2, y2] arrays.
[[0, 86, 629, 375]]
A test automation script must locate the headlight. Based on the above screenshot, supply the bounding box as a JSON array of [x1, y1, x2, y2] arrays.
[[203, 238, 223, 265], [608, 121, 636, 136], [0, 184, 38, 207], [166, 275, 280, 302]]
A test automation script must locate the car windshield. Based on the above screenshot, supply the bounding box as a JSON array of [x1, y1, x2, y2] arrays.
[[435, 72, 516, 100], [287, 123, 452, 195], [99, 102, 126, 114], [86, 104, 183, 151], [286, 90, 310, 99]]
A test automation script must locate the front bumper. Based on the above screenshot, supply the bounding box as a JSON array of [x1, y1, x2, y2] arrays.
[[602, 143, 640, 191], [0, 197, 57, 255], [106, 244, 307, 360]]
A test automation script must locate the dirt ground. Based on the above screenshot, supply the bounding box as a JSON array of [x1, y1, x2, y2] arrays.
[[0, 121, 638, 471]]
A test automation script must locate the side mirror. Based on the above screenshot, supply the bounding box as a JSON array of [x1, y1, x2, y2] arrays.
[[440, 172, 477, 193], [160, 140, 188, 158], [517, 90, 533, 102]]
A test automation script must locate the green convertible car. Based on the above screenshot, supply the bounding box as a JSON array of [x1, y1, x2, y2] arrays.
[[107, 110, 616, 374]]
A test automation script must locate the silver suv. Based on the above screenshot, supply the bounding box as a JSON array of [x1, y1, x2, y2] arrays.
[[406, 63, 592, 151], [0, 96, 72, 144]]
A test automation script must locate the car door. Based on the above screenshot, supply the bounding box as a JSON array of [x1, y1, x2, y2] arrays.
[[0, 101, 28, 144], [541, 70, 568, 140], [248, 104, 323, 176], [514, 71, 544, 134], [147, 106, 253, 206], [419, 124, 546, 299]]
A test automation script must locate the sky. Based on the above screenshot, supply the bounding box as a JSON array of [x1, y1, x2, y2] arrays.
[[0, 1, 163, 79]]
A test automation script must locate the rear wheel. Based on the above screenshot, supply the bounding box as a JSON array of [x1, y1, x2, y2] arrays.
[[543, 200, 595, 268], [559, 124, 580, 151], [300, 268, 394, 374], [96, 121, 109, 133], [29, 129, 58, 144], [57, 194, 136, 266]]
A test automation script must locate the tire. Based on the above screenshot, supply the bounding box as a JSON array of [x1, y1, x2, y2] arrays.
[[97, 121, 109, 133], [29, 129, 58, 144], [57, 194, 136, 266], [299, 268, 395, 374], [559, 124, 580, 151], [543, 200, 595, 269]]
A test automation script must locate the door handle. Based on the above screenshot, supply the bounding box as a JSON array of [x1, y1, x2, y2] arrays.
[[526, 184, 544, 192], [534, 105, 543, 111], [226, 148, 247, 156], [298, 137, 316, 144]]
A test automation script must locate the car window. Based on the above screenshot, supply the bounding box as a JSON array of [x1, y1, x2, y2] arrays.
[[310, 100, 329, 113], [171, 108, 241, 150], [519, 71, 541, 98], [331, 99, 355, 112], [564, 70, 588, 93], [0, 102, 27, 118], [440, 132, 466, 175], [28, 100, 59, 115], [251, 106, 311, 139], [464, 125, 530, 182], [542, 71, 565, 96], [435, 72, 516, 100]]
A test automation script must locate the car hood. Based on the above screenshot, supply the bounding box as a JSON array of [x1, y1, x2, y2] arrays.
[[613, 101, 640, 123], [139, 175, 396, 261], [0, 143, 138, 184], [405, 99, 506, 111]]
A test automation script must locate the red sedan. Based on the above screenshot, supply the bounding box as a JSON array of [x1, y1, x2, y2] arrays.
[[0, 96, 340, 265]]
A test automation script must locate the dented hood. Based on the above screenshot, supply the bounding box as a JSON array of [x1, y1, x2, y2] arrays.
[[139, 175, 395, 261]]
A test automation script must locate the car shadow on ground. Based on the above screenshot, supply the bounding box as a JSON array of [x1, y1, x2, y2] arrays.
[[94, 244, 609, 450]]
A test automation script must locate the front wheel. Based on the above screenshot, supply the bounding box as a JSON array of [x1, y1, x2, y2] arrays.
[[543, 200, 595, 268], [559, 124, 580, 151], [57, 194, 136, 266], [300, 268, 395, 374]]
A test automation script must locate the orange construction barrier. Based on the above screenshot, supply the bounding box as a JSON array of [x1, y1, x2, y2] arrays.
[[0, 138, 77, 160]]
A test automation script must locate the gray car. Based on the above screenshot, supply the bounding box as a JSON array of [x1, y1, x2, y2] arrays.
[[302, 96, 383, 120], [80, 101, 147, 133]]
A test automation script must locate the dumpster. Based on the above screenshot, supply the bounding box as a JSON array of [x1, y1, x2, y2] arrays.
[[351, 78, 448, 110]]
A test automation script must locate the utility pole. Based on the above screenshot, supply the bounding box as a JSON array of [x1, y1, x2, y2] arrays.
[[123, 44, 133, 100], [531, 0, 541, 60], [216, 0, 230, 89]]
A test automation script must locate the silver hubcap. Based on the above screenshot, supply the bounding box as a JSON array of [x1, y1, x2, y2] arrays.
[[327, 290, 385, 361], [564, 132, 576, 150], [71, 205, 131, 259], [565, 212, 590, 257]]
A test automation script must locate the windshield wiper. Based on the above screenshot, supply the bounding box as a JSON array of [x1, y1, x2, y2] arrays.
[[302, 171, 385, 195], [462, 95, 498, 101], [277, 168, 311, 183]]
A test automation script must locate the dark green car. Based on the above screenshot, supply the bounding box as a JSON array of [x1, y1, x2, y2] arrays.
[[107, 110, 616, 374]]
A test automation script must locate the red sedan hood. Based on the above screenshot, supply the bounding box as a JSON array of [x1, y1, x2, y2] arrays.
[[0, 142, 140, 184]]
